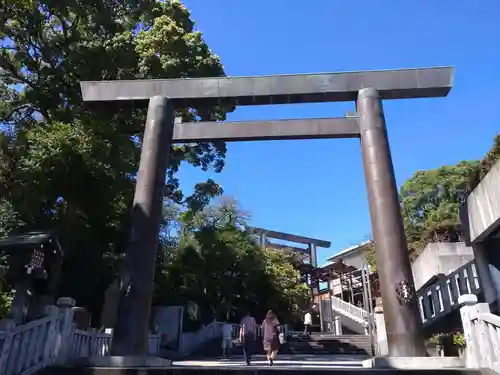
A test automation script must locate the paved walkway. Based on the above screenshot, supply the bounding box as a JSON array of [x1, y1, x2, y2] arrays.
[[173, 354, 368, 369]]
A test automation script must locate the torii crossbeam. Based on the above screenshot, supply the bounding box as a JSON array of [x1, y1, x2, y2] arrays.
[[80, 66, 454, 357]]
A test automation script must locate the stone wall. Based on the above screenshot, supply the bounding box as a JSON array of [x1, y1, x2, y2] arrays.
[[467, 159, 500, 243], [411, 242, 474, 290]]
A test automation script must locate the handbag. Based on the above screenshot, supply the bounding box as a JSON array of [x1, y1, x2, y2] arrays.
[[279, 332, 286, 344]]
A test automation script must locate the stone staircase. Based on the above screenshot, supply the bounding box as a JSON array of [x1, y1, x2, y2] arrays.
[[285, 333, 372, 355], [186, 332, 371, 358]]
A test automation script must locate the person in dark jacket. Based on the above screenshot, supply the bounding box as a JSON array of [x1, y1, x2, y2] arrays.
[[261, 310, 280, 366], [239, 311, 257, 365]]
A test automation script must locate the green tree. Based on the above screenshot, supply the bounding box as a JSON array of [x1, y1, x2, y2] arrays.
[[0, 0, 229, 324], [468, 134, 500, 191], [262, 247, 310, 324], [400, 161, 479, 255], [154, 198, 309, 327]]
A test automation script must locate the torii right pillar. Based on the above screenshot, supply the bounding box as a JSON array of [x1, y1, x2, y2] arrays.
[[357, 87, 427, 357]]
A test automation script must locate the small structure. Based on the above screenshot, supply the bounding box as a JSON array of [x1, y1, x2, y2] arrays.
[[312, 257, 378, 333], [326, 240, 372, 270], [0, 231, 63, 324], [324, 241, 379, 305]]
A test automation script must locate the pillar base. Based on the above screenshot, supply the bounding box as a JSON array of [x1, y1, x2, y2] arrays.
[[69, 356, 172, 367], [362, 356, 464, 369]]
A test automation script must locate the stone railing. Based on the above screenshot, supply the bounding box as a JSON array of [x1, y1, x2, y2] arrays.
[[330, 295, 369, 323], [179, 321, 224, 354], [417, 259, 481, 327], [179, 321, 290, 355], [459, 294, 500, 372], [0, 297, 161, 375], [0, 314, 59, 375], [71, 329, 112, 358]]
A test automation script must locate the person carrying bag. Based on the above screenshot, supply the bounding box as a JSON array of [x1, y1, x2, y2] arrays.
[[261, 310, 280, 367]]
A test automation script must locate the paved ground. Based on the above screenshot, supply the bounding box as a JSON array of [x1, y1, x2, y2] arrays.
[[173, 354, 369, 369]]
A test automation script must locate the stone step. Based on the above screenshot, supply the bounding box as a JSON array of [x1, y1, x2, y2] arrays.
[[187, 335, 372, 359], [37, 366, 482, 375], [287, 338, 371, 344]]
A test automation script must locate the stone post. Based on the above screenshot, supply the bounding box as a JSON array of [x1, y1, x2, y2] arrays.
[[459, 294, 479, 368], [374, 305, 388, 356], [260, 233, 267, 249], [10, 281, 29, 324], [55, 297, 76, 364], [43, 304, 59, 361], [357, 87, 426, 356], [458, 294, 490, 369], [334, 316, 342, 335]]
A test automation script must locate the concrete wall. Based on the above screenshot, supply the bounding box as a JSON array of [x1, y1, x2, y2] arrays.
[[339, 249, 368, 270], [467, 160, 500, 243], [411, 242, 474, 290]]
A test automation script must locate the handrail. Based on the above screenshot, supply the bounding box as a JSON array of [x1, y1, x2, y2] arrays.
[[461, 295, 500, 372], [417, 259, 481, 326], [0, 317, 161, 375], [179, 321, 224, 354], [474, 312, 500, 327], [330, 295, 368, 323]]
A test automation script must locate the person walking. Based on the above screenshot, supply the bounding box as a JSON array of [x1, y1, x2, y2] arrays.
[[221, 321, 233, 358], [303, 310, 312, 334], [239, 311, 257, 366], [261, 310, 280, 366]]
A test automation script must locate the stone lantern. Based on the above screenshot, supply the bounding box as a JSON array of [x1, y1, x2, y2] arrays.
[[0, 231, 63, 324]]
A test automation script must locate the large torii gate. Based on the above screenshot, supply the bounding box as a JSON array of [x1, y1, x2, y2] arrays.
[[80, 66, 454, 357]]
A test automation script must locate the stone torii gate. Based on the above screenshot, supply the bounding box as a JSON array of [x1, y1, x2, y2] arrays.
[[80, 66, 454, 357], [250, 226, 332, 267]]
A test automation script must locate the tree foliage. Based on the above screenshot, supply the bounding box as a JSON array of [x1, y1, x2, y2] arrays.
[[400, 134, 500, 256], [154, 198, 310, 328], [359, 240, 376, 272], [400, 161, 479, 254], [0, 0, 230, 323], [367, 134, 500, 266], [467, 135, 500, 191]]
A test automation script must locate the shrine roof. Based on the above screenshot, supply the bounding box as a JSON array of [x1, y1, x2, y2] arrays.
[[0, 231, 63, 254], [319, 261, 358, 274], [326, 240, 373, 263]]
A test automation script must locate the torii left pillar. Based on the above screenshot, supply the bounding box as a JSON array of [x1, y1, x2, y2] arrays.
[[111, 96, 175, 356]]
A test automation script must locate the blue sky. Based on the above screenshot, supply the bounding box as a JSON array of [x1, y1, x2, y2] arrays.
[[178, 0, 500, 264]]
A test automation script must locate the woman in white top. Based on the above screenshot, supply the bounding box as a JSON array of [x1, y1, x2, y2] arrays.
[[303, 311, 312, 334]]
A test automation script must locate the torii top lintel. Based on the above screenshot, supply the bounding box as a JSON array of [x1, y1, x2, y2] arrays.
[[80, 66, 454, 105], [251, 227, 331, 248]]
